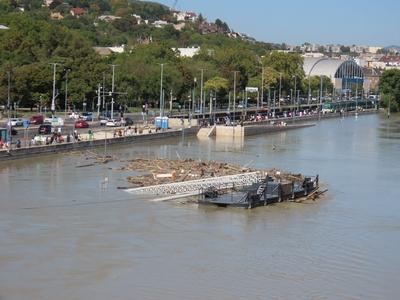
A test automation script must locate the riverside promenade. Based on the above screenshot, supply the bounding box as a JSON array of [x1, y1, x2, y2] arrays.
[[0, 126, 198, 161]]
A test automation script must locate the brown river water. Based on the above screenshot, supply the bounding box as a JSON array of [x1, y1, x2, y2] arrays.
[[1, 113, 400, 300]]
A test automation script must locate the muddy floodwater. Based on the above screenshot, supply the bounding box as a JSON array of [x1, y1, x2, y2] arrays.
[[1, 113, 400, 300]]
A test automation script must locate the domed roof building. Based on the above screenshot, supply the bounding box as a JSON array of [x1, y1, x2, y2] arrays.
[[303, 57, 364, 92]]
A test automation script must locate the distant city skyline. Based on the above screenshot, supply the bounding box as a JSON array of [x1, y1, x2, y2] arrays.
[[157, 0, 400, 46]]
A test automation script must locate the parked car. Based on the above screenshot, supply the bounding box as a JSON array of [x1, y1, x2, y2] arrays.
[[68, 112, 80, 119], [74, 119, 89, 129], [123, 117, 134, 126], [100, 117, 109, 126], [237, 102, 248, 109], [44, 116, 64, 126], [79, 112, 93, 121], [8, 118, 23, 127], [38, 124, 53, 135], [29, 115, 44, 125], [105, 119, 122, 127]]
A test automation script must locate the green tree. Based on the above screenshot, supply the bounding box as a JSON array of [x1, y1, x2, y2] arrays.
[[305, 75, 334, 98], [379, 69, 400, 112], [262, 51, 305, 94], [204, 76, 229, 106]]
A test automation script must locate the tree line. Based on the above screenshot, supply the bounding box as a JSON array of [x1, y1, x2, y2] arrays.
[[0, 1, 333, 112]]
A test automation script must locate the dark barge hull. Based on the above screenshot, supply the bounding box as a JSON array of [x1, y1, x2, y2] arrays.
[[198, 176, 319, 209]]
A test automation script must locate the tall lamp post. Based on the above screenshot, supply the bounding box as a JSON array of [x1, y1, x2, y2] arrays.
[[292, 75, 297, 115], [319, 75, 323, 112], [193, 77, 197, 115], [278, 73, 282, 108], [110, 64, 118, 119], [7, 71, 11, 145], [260, 64, 264, 109], [200, 68, 205, 117], [233, 71, 239, 124], [64, 68, 70, 118], [50, 63, 58, 116], [159, 63, 165, 117]]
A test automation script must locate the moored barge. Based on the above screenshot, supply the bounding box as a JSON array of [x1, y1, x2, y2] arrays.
[[198, 175, 320, 209]]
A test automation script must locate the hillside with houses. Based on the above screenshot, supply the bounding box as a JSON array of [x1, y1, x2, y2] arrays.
[[0, 0, 399, 112]]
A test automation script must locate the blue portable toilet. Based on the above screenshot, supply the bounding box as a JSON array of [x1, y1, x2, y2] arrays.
[[155, 117, 162, 129], [0, 127, 8, 142], [23, 120, 29, 129], [161, 117, 169, 129]]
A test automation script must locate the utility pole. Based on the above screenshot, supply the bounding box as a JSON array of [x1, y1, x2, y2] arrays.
[[260, 65, 264, 108], [193, 77, 196, 115], [308, 75, 311, 105], [200, 69, 205, 116], [273, 90, 276, 117], [319, 75, 323, 112], [233, 71, 239, 123], [169, 89, 173, 113], [50, 63, 58, 116], [7, 71, 11, 144], [110, 64, 118, 119], [293, 75, 297, 115], [64, 69, 69, 118], [279, 73, 282, 108], [102, 73, 105, 114], [159, 63, 164, 117], [97, 83, 101, 119]]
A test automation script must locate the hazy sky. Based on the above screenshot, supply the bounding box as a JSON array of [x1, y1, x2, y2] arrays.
[[156, 0, 399, 46]]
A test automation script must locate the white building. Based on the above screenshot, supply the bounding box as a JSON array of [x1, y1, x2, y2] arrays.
[[302, 52, 325, 58], [98, 15, 121, 22], [172, 47, 201, 58], [173, 11, 198, 23], [93, 45, 125, 56], [153, 20, 169, 28], [368, 46, 382, 54]]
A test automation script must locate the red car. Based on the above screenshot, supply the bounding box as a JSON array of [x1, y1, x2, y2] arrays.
[[30, 115, 44, 125], [74, 119, 89, 129]]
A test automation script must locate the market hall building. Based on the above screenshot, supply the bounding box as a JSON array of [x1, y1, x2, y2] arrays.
[[303, 57, 365, 93]]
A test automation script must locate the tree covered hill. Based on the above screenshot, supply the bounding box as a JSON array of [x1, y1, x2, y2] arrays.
[[0, 0, 301, 111]]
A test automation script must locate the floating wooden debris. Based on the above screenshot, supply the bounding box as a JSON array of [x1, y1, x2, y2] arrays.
[[122, 158, 255, 187]]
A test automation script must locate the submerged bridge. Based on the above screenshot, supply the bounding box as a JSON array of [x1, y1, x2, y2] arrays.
[[125, 171, 265, 196]]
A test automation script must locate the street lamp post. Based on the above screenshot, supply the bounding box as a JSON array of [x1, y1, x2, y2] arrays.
[[233, 71, 239, 123], [97, 83, 101, 119], [260, 64, 264, 108], [159, 63, 165, 117], [200, 69, 205, 117], [319, 75, 323, 112], [7, 71, 11, 146], [110, 64, 118, 119], [50, 63, 58, 116], [193, 77, 196, 115], [293, 75, 297, 116], [273, 90, 276, 118], [279, 73, 282, 108], [64, 69, 70, 118]]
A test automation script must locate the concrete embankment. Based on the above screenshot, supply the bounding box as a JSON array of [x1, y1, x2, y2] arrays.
[[0, 127, 198, 162], [245, 109, 377, 126]]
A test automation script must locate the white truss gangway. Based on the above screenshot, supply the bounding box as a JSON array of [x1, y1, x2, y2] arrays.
[[125, 171, 266, 196]]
